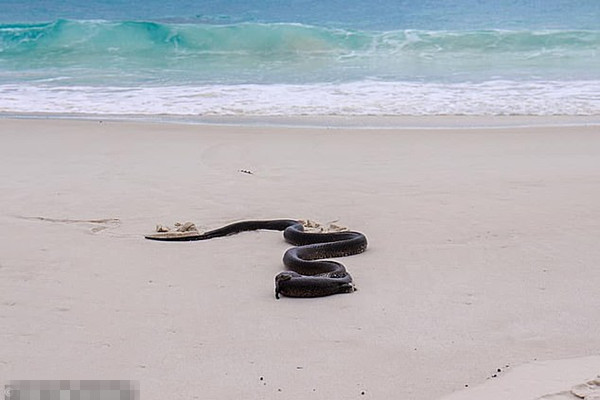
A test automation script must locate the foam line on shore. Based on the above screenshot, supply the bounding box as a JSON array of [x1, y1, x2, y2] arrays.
[[2, 113, 600, 130]]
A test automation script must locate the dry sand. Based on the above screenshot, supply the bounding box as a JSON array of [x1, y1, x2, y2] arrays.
[[0, 117, 599, 399]]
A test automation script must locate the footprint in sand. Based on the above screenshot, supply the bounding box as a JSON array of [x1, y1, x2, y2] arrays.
[[538, 375, 600, 400], [571, 376, 600, 400]]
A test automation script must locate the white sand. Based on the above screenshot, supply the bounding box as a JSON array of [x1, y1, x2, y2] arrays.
[[440, 355, 600, 400], [1, 118, 599, 399]]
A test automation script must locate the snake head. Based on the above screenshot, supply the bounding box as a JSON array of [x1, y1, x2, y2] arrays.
[[274, 271, 301, 299]]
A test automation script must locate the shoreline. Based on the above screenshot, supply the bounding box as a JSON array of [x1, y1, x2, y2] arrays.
[[2, 112, 600, 130]]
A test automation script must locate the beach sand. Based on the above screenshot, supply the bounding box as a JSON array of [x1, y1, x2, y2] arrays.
[[1, 117, 599, 399]]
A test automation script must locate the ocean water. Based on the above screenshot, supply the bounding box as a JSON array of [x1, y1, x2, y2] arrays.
[[1, 0, 599, 118]]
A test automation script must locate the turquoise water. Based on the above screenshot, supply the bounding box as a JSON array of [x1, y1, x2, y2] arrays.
[[1, 0, 599, 116]]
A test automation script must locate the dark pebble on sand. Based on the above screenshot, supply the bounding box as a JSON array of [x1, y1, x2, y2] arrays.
[[259, 376, 264, 381], [491, 374, 497, 378], [361, 391, 365, 395], [497, 368, 502, 372]]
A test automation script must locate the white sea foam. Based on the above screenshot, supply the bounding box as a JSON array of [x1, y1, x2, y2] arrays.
[[1, 80, 599, 117]]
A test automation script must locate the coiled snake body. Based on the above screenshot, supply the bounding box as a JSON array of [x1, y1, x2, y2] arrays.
[[145, 219, 367, 298]]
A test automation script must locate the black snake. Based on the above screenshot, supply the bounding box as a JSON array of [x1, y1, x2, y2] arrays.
[[144, 219, 367, 298]]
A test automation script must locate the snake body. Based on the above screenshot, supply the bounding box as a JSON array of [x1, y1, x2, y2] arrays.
[[144, 219, 367, 298]]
